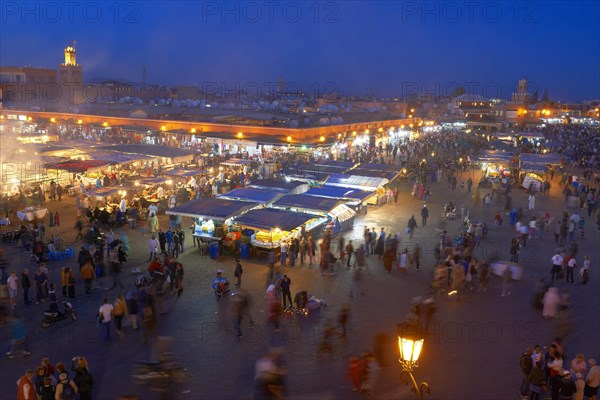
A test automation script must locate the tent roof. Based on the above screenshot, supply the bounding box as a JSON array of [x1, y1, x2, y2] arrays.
[[272, 194, 341, 213], [248, 179, 308, 193], [220, 158, 254, 166], [83, 149, 154, 164], [325, 174, 388, 190], [218, 188, 282, 204], [304, 186, 375, 201], [352, 163, 400, 172], [135, 177, 166, 186], [96, 144, 194, 159], [234, 208, 321, 232], [165, 198, 257, 220], [164, 169, 207, 177], [44, 159, 109, 172], [87, 186, 129, 197], [519, 153, 564, 165], [346, 168, 400, 181]]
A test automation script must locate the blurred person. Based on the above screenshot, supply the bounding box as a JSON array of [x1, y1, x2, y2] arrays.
[[71, 356, 95, 400]]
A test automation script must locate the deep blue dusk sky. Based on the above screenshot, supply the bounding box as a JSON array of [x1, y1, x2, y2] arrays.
[[1, 1, 599, 102]]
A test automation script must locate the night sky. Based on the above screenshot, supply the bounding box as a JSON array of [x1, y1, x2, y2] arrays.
[[1, 1, 599, 101]]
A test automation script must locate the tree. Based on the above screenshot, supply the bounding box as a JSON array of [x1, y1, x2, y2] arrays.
[[451, 86, 466, 97], [542, 89, 549, 102]]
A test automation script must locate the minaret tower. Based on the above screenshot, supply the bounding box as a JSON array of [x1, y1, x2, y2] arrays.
[[59, 40, 84, 104]]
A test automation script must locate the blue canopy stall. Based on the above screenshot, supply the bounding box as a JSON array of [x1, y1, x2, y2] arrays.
[[166, 198, 258, 241], [272, 194, 355, 232], [304, 186, 376, 205], [218, 188, 282, 204]]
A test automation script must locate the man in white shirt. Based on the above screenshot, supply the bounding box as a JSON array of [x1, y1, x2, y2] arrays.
[[148, 204, 158, 218], [98, 298, 114, 341], [149, 235, 159, 261], [551, 252, 564, 283]]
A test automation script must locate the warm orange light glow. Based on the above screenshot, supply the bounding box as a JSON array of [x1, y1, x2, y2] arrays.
[[378, 128, 383, 132], [287, 136, 292, 142], [410, 108, 415, 113], [190, 128, 196, 133], [161, 125, 166, 131], [319, 136, 326, 142], [365, 129, 370, 134], [352, 131, 357, 136], [102, 122, 108, 127], [237, 132, 243, 139], [50, 117, 56, 123], [77, 119, 83, 124]]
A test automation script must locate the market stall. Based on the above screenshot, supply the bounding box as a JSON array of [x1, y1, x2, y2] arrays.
[[322, 173, 390, 205], [519, 152, 564, 173], [521, 173, 544, 192], [166, 198, 258, 243], [272, 194, 355, 232], [234, 208, 325, 250], [218, 188, 282, 205], [86, 186, 129, 203]]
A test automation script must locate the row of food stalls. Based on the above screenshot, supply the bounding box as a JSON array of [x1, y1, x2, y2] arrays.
[[164, 159, 402, 259]]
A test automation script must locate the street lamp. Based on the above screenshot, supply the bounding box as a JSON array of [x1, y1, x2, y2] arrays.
[[397, 320, 430, 400]]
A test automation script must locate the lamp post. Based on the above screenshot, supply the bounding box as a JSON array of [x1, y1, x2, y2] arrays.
[[397, 320, 430, 400]]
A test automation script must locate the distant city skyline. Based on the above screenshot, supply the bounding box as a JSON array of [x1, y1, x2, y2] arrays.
[[1, 1, 598, 101]]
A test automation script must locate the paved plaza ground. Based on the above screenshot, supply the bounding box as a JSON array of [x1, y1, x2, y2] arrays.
[[1, 170, 599, 400]]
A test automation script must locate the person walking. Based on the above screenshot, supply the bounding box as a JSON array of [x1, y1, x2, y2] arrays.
[[280, 275, 292, 310], [421, 204, 429, 227], [345, 240, 354, 268], [528, 194, 536, 211], [34, 266, 47, 304], [566, 256, 577, 284], [71, 356, 95, 400], [20, 269, 32, 305], [98, 298, 113, 341], [174, 263, 184, 297], [148, 235, 158, 261], [280, 240, 288, 267], [412, 244, 421, 271], [113, 294, 127, 338], [234, 259, 243, 288], [551, 252, 564, 283], [407, 216, 417, 238], [501, 267, 513, 297], [7, 271, 18, 310], [337, 303, 350, 337], [126, 289, 139, 330], [519, 348, 534, 397], [80, 262, 95, 296]]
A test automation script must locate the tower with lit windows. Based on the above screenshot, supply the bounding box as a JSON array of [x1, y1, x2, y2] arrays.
[[59, 41, 84, 104]]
